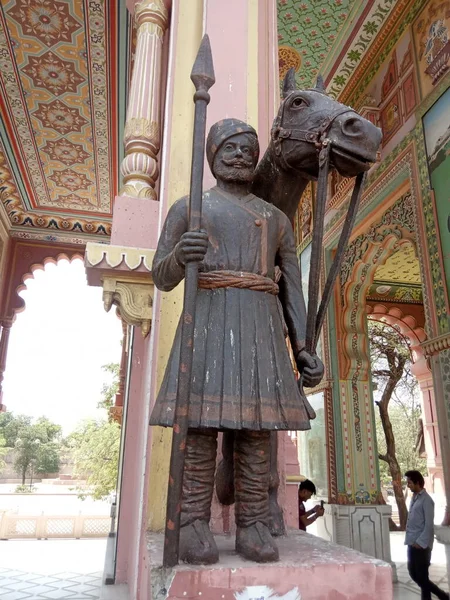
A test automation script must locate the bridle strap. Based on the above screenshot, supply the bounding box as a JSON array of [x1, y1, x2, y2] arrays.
[[272, 96, 365, 353]]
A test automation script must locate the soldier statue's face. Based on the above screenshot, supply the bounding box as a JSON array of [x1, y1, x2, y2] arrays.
[[213, 132, 258, 183]]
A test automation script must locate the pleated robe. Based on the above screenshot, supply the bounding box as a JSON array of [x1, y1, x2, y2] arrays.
[[149, 186, 312, 431]]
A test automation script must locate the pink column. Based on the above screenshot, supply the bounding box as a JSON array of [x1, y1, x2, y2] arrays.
[[417, 375, 444, 496], [0, 320, 13, 412]]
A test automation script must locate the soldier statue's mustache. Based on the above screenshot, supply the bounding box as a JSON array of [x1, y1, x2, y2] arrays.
[[215, 156, 254, 182]]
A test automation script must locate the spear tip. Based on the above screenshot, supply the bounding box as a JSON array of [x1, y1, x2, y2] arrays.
[[191, 34, 215, 91]]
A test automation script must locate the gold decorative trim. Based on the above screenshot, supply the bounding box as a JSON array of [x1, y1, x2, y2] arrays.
[[124, 118, 160, 143], [119, 182, 157, 200], [138, 21, 166, 38], [421, 333, 450, 357], [135, 0, 168, 30], [103, 278, 154, 337]]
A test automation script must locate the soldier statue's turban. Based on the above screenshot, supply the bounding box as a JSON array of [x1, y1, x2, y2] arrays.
[[206, 118, 259, 176]]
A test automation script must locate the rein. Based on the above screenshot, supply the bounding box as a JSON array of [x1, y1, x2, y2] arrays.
[[272, 94, 367, 354]]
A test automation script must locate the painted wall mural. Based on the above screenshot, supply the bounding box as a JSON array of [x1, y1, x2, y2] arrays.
[[423, 85, 450, 309], [356, 28, 419, 152], [413, 1, 450, 98]]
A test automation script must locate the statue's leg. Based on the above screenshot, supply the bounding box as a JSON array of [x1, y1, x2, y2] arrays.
[[179, 428, 219, 565], [268, 431, 286, 536], [234, 430, 279, 562], [215, 431, 235, 505]]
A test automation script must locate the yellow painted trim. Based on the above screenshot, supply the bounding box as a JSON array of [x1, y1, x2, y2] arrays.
[[246, 0, 258, 129], [286, 475, 307, 483], [147, 0, 204, 532]]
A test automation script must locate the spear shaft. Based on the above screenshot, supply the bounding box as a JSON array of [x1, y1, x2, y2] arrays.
[[163, 34, 215, 569]]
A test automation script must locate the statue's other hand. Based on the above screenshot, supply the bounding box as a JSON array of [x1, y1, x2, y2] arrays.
[[296, 350, 324, 388], [174, 230, 209, 265]]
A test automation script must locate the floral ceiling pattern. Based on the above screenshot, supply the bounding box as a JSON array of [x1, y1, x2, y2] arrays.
[[278, 0, 355, 84], [0, 0, 128, 241], [276, 0, 409, 99]]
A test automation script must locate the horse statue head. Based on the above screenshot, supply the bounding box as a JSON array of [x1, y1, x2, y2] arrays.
[[252, 68, 382, 220]]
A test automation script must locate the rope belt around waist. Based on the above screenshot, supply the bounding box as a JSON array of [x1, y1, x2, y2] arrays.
[[198, 270, 279, 295]]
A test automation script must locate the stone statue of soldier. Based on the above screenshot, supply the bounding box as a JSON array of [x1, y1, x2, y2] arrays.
[[150, 118, 324, 564]]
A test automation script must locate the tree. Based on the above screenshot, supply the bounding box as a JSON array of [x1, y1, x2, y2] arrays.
[[0, 413, 32, 447], [65, 363, 121, 500], [0, 435, 7, 474], [66, 419, 121, 500], [97, 363, 120, 411], [368, 320, 425, 531], [0, 413, 62, 484]]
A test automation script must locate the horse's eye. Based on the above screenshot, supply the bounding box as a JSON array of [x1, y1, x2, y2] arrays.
[[292, 97, 306, 108]]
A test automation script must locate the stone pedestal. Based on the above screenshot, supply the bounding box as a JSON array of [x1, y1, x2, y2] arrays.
[[435, 525, 450, 590], [315, 504, 394, 578], [147, 531, 393, 599]]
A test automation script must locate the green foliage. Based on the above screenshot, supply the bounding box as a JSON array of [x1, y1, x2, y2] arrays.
[[15, 484, 35, 494], [66, 419, 120, 501], [0, 413, 62, 484], [0, 435, 7, 474], [369, 320, 427, 482], [375, 406, 427, 486], [64, 362, 121, 501], [97, 363, 120, 411], [0, 413, 32, 447]]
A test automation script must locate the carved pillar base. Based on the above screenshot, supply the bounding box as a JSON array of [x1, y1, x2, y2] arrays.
[[435, 525, 450, 588], [317, 504, 395, 579]]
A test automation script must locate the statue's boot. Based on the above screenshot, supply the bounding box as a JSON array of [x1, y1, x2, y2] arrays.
[[215, 431, 235, 505], [179, 519, 218, 565], [236, 521, 279, 563], [180, 428, 219, 565], [234, 430, 279, 563]]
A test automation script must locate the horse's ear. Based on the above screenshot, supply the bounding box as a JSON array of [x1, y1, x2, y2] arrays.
[[282, 68, 297, 99], [315, 74, 326, 92]]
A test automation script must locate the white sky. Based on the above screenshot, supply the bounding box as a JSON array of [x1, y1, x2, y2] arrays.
[[2, 258, 123, 435]]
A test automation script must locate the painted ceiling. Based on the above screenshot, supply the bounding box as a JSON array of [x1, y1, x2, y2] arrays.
[[0, 0, 128, 244], [277, 0, 416, 97]]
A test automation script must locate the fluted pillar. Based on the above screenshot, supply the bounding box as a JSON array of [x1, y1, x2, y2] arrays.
[[120, 0, 169, 200]]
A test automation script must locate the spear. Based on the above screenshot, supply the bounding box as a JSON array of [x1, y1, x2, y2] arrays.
[[163, 34, 215, 569]]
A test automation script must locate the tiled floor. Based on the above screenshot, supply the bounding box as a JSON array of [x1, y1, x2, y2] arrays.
[[394, 561, 449, 598], [0, 569, 102, 600], [0, 539, 106, 600]]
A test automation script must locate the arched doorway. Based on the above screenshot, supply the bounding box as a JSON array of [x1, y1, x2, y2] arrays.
[[0, 243, 125, 589]]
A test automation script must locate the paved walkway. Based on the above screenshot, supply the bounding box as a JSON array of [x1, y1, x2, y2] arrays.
[[391, 531, 449, 598], [0, 534, 448, 598], [0, 539, 105, 599]]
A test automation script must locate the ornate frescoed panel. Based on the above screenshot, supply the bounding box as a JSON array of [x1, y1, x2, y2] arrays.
[[422, 86, 450, 312], [0, 0, 128, 238], [412, 1, 450, 98]]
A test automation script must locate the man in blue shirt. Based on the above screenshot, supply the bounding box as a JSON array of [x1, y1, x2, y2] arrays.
[[404, 470, 449, 599]]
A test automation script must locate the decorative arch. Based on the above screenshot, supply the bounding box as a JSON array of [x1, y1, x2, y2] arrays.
[[366, 303, 429, 378], [339, 191, 417, 381], [0, 240, 85, 409], [1, 240, 84, 323]]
